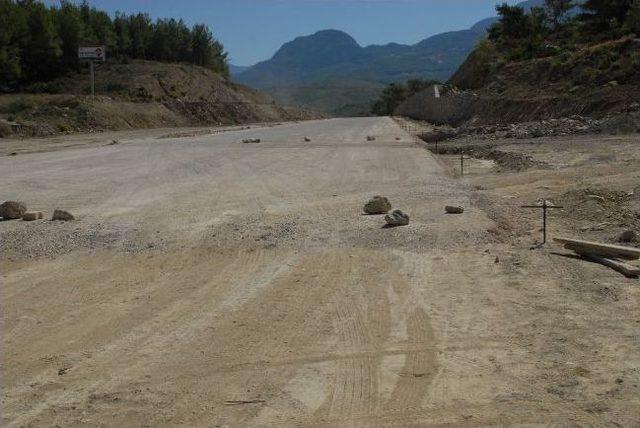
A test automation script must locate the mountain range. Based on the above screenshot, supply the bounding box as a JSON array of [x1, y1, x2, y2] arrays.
[[232, 0, 545, 115]]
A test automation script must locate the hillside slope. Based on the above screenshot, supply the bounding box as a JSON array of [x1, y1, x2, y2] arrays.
[[446, 36, 640, 124], [397, 37, 640, 127], [0, 60, 319, 138]]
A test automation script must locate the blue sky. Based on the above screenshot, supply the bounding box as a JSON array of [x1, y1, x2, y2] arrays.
[[55, 0, 523, 66]]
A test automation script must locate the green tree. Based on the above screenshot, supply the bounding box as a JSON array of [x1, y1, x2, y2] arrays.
[[371, 83, 408, 116], [545, 0, 574, 28], [113, 11, 131, 58], [170, 19, 192, 62], [191, 24, 228, 75], [0, 0, 229, 89], [495, 4, 529, 40], [89, 9, 115, 50], [128, 13, 152, 58], [580, 0, 633, 31], [20, 0, 61, 82], [525, 6, 550, 55], [0, 0, 26, 86], [150, 18, 173, 61], [55, 1, 84, 70], [626, 0, 640, 32]]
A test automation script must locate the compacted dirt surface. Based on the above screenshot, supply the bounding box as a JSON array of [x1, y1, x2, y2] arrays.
[[1, 117, 639, 427]]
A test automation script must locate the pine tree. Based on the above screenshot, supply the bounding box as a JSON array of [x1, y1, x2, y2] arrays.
[[626, 0, 640, 32], [113, 12, 131, 58], [21, 0, 61, 81], [0, 0, 26, 85], [545, 0, 574, 28], [55, 1, 84, 70], [581, 0, 633, 30], [128, 13, 152, 59]]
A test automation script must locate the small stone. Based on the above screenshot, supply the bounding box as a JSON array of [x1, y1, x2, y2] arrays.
[[0, 201, 27, 220], [304, 137, 311, 142], [52, 209, 75, 221], [445, 205, 464, 214], [385, 210, 410, 227], [363, 196, 392, 215], [619, 230, 637, 243], [22, 211, 44, 221]]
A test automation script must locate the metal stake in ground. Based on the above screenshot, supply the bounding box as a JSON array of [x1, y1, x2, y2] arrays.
[[521, 199, 563, 245], [460, 154, 469, 176]]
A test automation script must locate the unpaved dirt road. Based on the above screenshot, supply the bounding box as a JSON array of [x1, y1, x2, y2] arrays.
[[2, 117, 639, 426]]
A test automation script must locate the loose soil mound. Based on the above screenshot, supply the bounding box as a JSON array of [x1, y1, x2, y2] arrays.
[[560, 188, 639, 232], [0, 60, 321, 137]]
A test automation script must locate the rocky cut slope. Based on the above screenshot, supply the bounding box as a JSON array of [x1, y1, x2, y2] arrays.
[[0, 60, 319, 138], [398, 36, 640, 129]]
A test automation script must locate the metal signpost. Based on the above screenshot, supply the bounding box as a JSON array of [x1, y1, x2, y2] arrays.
[[78, 46, 106, 99], [521, 199, 563, 245]]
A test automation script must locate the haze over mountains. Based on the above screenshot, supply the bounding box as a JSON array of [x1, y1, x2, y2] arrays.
[[232, 0, 545, 115]]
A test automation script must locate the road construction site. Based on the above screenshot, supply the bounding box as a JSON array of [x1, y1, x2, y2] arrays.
[[1, 117, 639, 426]]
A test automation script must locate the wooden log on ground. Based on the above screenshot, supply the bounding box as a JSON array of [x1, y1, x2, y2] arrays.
[[554, 237, 640, 260], [579, 253, 640, 278]]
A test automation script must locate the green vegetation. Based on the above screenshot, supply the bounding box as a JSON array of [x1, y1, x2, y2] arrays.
[[0, 0, 228, 90], [371, 78, 439, 116], [488, 0, 639, 61]]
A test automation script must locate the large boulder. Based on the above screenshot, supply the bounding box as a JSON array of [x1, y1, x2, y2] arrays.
[[363, 196, 392, 215], [445, 205, 464, 214], [52, 209, 75, 221], [22, 211, 44, 221], [385, 210, 410, 227], [0, 201, 27, 220]]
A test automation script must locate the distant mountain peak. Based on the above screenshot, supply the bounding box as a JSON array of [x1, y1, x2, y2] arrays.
[[270, 29, 364, 68], [233, 0, 548, 115]]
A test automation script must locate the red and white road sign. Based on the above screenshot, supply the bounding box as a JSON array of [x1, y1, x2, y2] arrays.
[[78, 46, 106, 61]]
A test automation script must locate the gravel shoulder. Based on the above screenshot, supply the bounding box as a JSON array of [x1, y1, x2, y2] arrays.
[[1, 118, 639, 426]]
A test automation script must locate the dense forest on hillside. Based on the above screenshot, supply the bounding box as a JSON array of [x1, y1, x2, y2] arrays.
[[0, 0, 229, 91]]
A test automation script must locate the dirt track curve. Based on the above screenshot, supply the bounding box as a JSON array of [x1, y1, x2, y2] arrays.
[[2, 117, 639, 426]]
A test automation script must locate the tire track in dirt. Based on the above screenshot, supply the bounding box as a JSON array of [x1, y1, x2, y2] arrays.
[[384, 307, 438, 413], [2, 249, 294, 427], [314, 252, 393, 421]]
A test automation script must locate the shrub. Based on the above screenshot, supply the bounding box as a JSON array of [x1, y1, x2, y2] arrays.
[[128, 86, 153, 102], [0, 122, 13, 138], [105, 82, 128, 93], [5, 99, 34, 115], [57, 123, 72, 133]]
